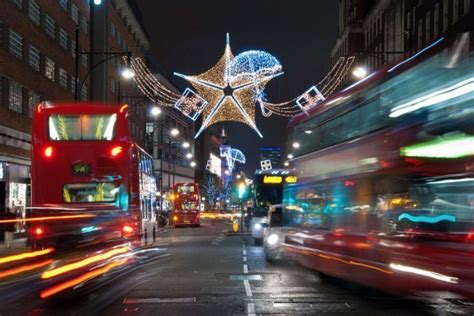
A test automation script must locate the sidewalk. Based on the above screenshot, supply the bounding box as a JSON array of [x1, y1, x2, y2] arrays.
[[0, 237, 29, 256]]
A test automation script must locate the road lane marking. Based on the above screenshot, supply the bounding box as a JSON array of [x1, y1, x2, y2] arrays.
[[243, 249, 247, 256], [247, 302, 256, 315], [243, 264, 248, 274], [243, 280, 252, 297], [243, 256, 247, 262], [123, 297, 196, 304]]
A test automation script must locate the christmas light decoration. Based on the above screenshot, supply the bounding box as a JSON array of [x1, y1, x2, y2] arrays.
[[296, 86, 326, 115], [174, 88, 208, 121], [220, 145, 246, 171], [175, 33, 283, 138]]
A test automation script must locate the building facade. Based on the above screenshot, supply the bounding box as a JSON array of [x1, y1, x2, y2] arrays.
[[331, 0, 472, 91], [0, 0, 149, 224]]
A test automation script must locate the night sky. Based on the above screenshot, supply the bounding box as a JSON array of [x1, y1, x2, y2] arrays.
[[135, 0, 339, 174]]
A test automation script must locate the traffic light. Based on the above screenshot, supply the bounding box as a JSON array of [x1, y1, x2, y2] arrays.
[[238, 182, 247, 199]]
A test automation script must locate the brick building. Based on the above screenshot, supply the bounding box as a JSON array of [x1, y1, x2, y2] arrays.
[[331, 0, 472, 91], [0, 0, 149, 218]]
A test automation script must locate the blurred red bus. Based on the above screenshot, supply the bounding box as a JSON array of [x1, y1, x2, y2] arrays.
[[276, 37, 474, 298], [171, 183, 201, 227], [31, 102, 157, 249]]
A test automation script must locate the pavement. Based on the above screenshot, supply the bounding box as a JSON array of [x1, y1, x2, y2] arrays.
[[0, 237, 29, 256], [3, 220, 474, 315]]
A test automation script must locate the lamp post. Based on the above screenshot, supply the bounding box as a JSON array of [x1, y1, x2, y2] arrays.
[[238, 181, 247, 233]]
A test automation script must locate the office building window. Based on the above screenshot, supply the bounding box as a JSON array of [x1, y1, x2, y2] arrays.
[[9, 80, 23, 114], [59, 0, 68, 11], [29, 0, 40, 25], [71, 3, 79, 24], [28, 90, 40, 118], [110, 78, 117, 93], [80, 16, 88, 34], [28, 44, 40, 71], [453, 0, 459, 23], [45, 57, 55, 81], [45, 15, 55, 39], [11, 0, 23, 9], [425, 12, 431, 43], [81, 53, 87, 68], [434, 3, 439, 39], [71, 40, 76, 58], [443, 0, 449, 32], [59, 28, 68, 50], [70, 77, 76, 95], [9, 30, 23, 59], [465, 0, 470, 15], [81, 85, 87, 100], [59, 68, 68, 88], [417, 19, 423, 50]]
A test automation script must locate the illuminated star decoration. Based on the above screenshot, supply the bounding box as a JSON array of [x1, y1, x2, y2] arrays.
[[174, 33, 283, 138]]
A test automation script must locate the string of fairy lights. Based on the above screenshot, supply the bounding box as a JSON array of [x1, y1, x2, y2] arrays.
[[126, 35, 356, 137]]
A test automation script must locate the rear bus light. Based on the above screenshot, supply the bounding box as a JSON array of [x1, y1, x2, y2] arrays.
[[44, 146, 54, 158], [111, 146, 123, 157], [122, 224, 134, 237], [34, 227, 44, 238]]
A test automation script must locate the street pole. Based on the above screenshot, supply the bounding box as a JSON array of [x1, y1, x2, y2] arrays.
[[240, 198, 244, 233], [159, 125, 164, 214], [117, 79, 121, 104]]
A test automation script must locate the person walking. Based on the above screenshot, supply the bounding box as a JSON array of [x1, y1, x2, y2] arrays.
[[3, 211, 16, 248]]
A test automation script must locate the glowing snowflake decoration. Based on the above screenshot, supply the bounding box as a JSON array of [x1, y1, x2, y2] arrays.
[[174, 33, 283, 138]]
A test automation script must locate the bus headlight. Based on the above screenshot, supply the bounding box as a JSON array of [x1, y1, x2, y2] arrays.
[[254, 223, 262, 230], [267, 233, 279, 246]]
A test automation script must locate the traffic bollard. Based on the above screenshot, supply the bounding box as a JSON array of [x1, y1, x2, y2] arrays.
[[144, 227, 148, 246], [153, 225, 156, 243]]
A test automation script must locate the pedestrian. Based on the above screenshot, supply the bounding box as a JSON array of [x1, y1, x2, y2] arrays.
[[3, 212, 16, 248]]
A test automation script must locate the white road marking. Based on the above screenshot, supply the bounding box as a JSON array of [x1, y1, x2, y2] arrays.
[[123, 297, 196, 304], [243, 264, 249, 274], [247, 302, 256, 315], [243, 249, 247, 256], [243, 280, 252, 297]]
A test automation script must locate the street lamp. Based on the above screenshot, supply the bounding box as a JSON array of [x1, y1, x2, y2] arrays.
[[284, 161, 290, 167], [292, 142, 300, 149], [190, 161, 196, 168], [182, 142, 190, 149], [186, 153, 193, 159], [121, 67, 135, 79], [170, 128, 180, 137], [287, 154, 294, 159], [150, 106, 162, 117], [352, 66, 368, 79], [236, 174, 242, 179]]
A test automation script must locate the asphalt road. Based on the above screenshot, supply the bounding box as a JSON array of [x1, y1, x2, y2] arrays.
[[7, 220, 474, 315]]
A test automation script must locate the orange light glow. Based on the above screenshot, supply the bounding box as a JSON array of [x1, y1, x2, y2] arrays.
[[40, 259, 128, 299], [34, 227, 44, 236], [37, 104, 43, 113], [119, 104, 129, 113], [0, 259, 52, 279], [173, 216, 178, 222], [44, 146, 53, 158], [41, 246, 130, 279], [0, 248, 54, 265], [0, 214, 96, 224], [122, 225, 133, 234], [111, 146, 123, 157]]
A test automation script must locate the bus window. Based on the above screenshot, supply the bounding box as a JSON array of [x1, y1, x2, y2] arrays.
[[63, 183, 118, 203], [49, 114, 117, 141]]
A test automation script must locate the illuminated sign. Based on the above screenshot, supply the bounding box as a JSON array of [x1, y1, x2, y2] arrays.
[[285, 176, 298, 183], [71, 163, 91, 176], [263, 176, 282, 184], [209, 154, 222, 177]]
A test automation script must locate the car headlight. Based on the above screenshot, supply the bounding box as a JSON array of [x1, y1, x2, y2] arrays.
[[254, 223, 262, 230], [267, 233, 279, 246]]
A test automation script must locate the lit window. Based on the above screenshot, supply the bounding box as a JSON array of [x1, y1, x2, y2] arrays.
[[71, 40, 76, 58], [71, 3, 79, 24], [81, 53, 88, 68], [80, 16, 88, 34], [9, 30, 23, 59], [29, 0, 41, 25], [29, 44, 40, 71], [28, 90, 40, 118], [45, 15, 55, 39], [59, 68, 68, 89], [45, 57, 55, 81], [9, 80, 23, 114]]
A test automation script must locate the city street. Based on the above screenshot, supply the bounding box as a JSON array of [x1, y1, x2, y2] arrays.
[[9, 220, 471, 316]]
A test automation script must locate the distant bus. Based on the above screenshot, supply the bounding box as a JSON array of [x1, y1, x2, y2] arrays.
[[172, 182, 201, 227], [251, 169, 297, 245], [31, 102, 156, 249]]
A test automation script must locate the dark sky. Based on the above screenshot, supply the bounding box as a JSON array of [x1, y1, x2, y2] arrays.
[[135, 0, 339, 174]]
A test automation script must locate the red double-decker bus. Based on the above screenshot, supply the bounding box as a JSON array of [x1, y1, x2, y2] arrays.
[[276, 37, 474, 298], [31, 102, 157, 249], [171, 183, 201, 227]]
